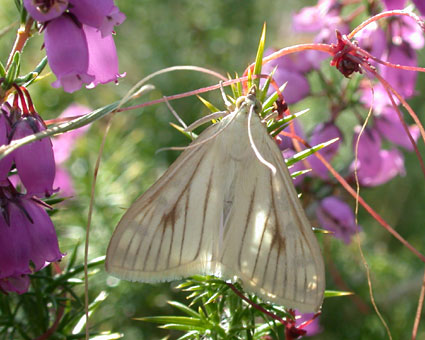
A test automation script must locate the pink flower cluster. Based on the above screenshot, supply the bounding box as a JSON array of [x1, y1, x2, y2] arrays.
[[23, 0, 126, 93], [270, 0, 423, 246]]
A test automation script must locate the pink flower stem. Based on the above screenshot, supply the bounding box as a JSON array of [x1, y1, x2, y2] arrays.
[[348, 10, 425, 39], [6, 18, 34, 70]]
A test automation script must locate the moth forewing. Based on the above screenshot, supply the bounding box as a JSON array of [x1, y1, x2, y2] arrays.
[[106, 88, 325, 313]]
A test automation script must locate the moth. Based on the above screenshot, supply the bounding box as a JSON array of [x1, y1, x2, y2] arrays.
[[106, 86, 325, 312]]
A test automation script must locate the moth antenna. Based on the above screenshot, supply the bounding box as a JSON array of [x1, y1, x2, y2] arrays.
[[247, 104, 277, 175], [163, 95, 188, 129], [185, 110, 228, 132], [220, 81, 234, 111], [156, 111, 238, 154]]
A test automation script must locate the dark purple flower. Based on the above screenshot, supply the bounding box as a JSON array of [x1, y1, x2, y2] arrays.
[[0, 111, 13, 181], [0, 194, 63, 294], [382, 0, 407, 10], [11, 116, 56, 197], [0, 274, 30, 294], [84, 25, 125, 88], [316, 196, 358, 244], [44, 15, 94, 93], [375, 106, 420, 151], [23, 0, 68, 22], [69, 0, 126, 37], [308, 122, 342, 179]]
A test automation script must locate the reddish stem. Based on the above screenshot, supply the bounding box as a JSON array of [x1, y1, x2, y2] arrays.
[[281, 132, 425, 264], [348, 10, 424, 39]]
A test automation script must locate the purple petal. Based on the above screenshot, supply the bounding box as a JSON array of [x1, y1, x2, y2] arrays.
[[360, 82, 399, 114], [275, 119, 305, 151], [0, 275, 30, 294], [295, 311, 322, 337], [21, 198, 63, 271], [352, 127, 382, 183], [308, 123, 342, 179], [84, 25, 125, 88], [359, 149, 405, 187], [380, 43, 417, 99], [0, 113, 13, 180], [12, 117, 56, 197], [356, 22, 386, 60], [52, 104, 91, 164], [375, 107, 420, 151], [412, 0, 425, 15], [54, 166, 75, 197], [45, 16, 94, 93], [69, 0, 125, 37], [0, 211, 31, 279], [316, 196, 358, 244], [23, 0, 68, 22], [382, 0, 407, 10]]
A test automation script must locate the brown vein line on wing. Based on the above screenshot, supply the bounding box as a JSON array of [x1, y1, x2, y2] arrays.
[[269, 172, 287, 295], [251, 206, 271, 281], [270, 145, 314, 303], [193, 164, 214, 261], [137, 152, 206, 272], [119, 203, 156, 269], [237, 181, 257, 271]]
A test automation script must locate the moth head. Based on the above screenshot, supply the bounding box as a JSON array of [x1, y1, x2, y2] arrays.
[[235, 85, 262, 114]]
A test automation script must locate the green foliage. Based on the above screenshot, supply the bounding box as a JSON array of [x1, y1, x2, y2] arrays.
[[137, 276, 289, 339]]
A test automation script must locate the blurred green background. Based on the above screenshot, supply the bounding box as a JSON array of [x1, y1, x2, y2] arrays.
[[1, 0, 425, 338]]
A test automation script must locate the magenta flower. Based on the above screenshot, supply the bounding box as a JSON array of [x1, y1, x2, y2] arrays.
[[412, 0, 425, 15], [375, 106, 420, 151], [307, 122, 342, 179], [0, 109, 13, 181], [276, 119, 305, 151], [23, 0, 68, 22], [69, 0, 126, 37], [295, 311, 322, 337], [316, 196, 358, 244], [262, 49, 312, 104], [84, 25, 125, 88], [352, 127, 382, 184], [292, 0, 350, 44], [11, 115, 56, 197], [52, 104, 91, 197], [382, 0, 407, 10], [351, 126, 405, 186], [0, 191, 63, 294], [45, 15, 94, 92], [356, 22, 386, 61], [381, 43, 417, 99], [359, 149, 405, 187]]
